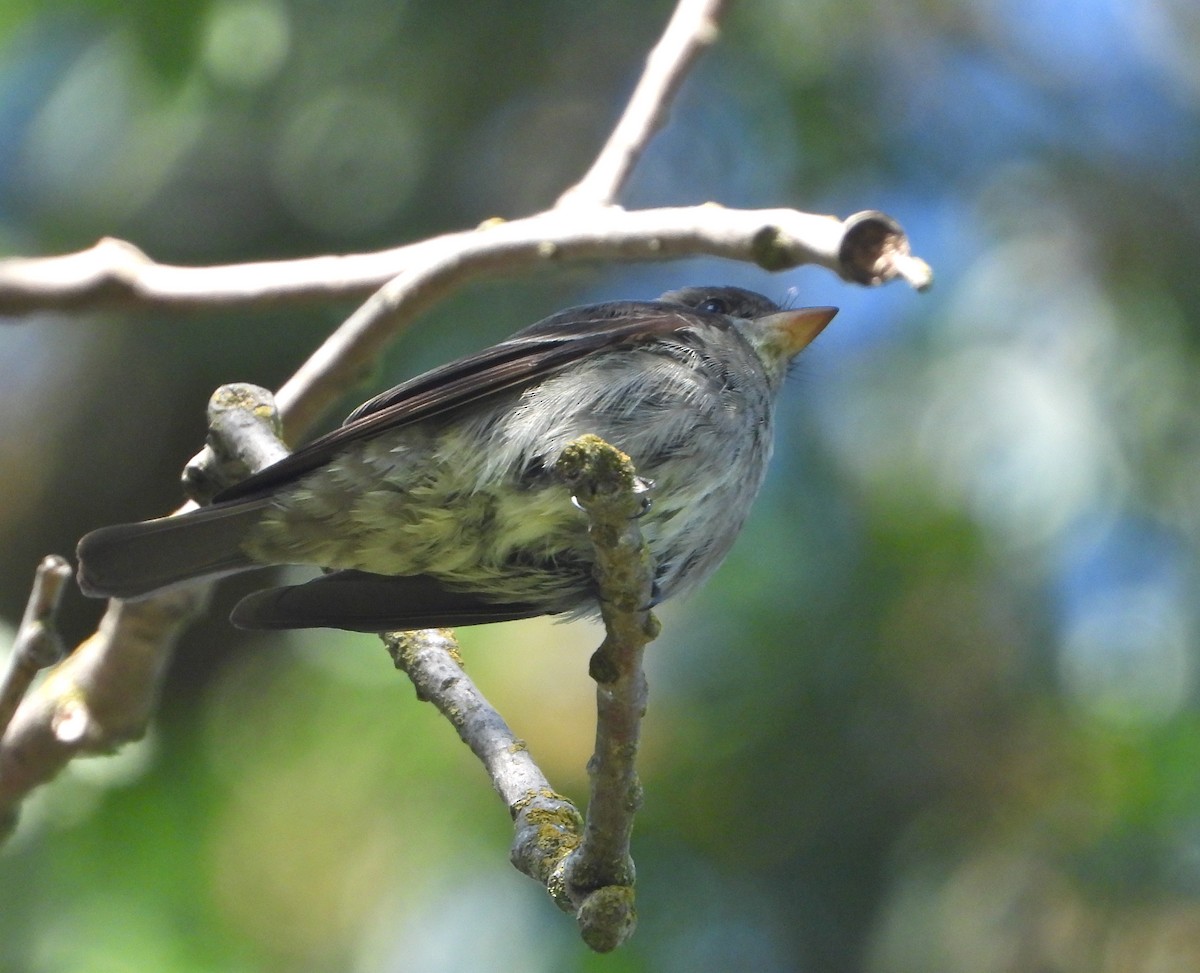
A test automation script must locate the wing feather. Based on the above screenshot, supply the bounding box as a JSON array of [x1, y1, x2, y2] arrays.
[[216, 301, 712, 502], [229, 569, 552, 631]]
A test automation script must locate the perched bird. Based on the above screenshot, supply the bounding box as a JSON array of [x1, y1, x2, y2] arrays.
[[77, 287, 836, 631]]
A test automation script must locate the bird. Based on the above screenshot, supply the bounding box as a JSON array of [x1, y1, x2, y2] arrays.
[[76, 286, 836, 632]]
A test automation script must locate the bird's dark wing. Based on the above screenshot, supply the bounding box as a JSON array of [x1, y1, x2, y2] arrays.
[[229, 569, 554, 631], [216, 300, 712, 503]]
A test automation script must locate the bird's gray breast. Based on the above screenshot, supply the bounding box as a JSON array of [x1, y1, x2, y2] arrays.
[[483, 323, 778, 598]]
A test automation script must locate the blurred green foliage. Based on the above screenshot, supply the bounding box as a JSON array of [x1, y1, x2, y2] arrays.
[[1, 0, 1199, 971]]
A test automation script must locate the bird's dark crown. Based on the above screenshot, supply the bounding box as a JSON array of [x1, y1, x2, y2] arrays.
[[658, 286, 782, 320]]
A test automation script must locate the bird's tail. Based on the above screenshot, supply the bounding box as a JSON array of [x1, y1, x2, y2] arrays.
[[77, 498, 272, 600]]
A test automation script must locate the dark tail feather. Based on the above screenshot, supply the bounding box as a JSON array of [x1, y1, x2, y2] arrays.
[[77, 499, 271, 600]]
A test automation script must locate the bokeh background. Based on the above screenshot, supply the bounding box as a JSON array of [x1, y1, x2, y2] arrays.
[[1, 0, 1198, 970]]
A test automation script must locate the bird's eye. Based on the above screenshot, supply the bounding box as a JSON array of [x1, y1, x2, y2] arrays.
[[698, 297, 729, 315]]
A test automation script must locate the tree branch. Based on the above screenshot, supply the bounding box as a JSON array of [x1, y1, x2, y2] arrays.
[[381, 631, 586, 907], [557, 0, 730, 208], [0, 208, 931, 317], [0, 385, 288, 830], [0, 558, 71, 744], [183, 383, 293, 504], [0, 589, 206, 833], [0, 208, 930, 445], [382, 434, 657, 952], [554, 435, 658, 950], [271, 206, 930, 439], [0, 0, 933, 949]]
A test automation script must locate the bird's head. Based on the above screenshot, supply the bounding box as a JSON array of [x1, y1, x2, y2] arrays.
[[659, 286, 838, 382]]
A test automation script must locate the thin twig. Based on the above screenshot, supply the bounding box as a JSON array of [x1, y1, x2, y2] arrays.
[[557, 0, 731, 208], [381, 630, 586, 901], [0, 557, 72, 741], [553, 435, 659, 951]]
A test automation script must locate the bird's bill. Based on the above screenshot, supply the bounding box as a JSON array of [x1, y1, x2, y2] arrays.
[[755, 306, 839, 358]]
